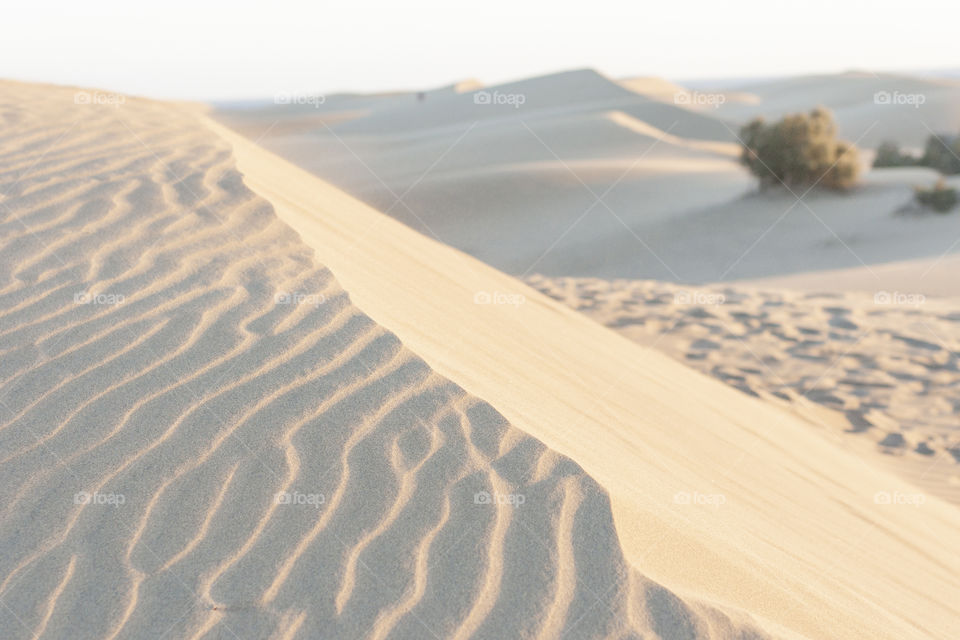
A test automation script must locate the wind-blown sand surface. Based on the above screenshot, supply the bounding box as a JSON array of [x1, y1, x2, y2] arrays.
[[214, 112, 960, 639], [0, 81, 735, 640], [527, 276, 960, 504], [2, 80, 959, 639], [218, 69, 960, 285]]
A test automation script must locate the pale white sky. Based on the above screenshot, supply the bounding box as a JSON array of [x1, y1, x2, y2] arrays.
[[1, 0, 956, 100]]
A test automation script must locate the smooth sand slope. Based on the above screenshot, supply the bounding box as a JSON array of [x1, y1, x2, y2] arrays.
[[712, 71, 960, 148], [214, 113, 960, 639], [260, 110, 748, 277], [0, 81, 768, 639], [527, 276, 960, 504], [743, 252, 960, 297], [218, 70, 960, 286], [614, 167, 960, 286], [329, 69, 736, 141]]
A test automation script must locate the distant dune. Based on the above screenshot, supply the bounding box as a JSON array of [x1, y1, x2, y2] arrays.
[[715, 71, 960, 147], [2, 76, 959, 640], [217, 69, 751, 280], [218, 107, 960, 640], [218, 68, 960, 285], [330, 69, 736, 142]]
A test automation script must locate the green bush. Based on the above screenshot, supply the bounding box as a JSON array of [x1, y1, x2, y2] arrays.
[[921, 134, 960, 175], [914, 179, 958, 213], [739, 107, 860, 191], [873, 140, 919, 168]]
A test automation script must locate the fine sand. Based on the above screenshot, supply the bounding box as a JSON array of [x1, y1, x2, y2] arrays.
[[527, 276, 960, 504], [0, 79, 769, 640], [216, 106, 960, 639], [1, 78, 958, 640], [0, 81, 775, 639], [218, 69, 960, 287]]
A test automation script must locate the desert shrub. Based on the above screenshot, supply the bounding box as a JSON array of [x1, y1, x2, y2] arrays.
[[873, 140, 919, 167], [739, 107, 860, 191], [920, 133, 960, 175], [914, 179, 958, 213]]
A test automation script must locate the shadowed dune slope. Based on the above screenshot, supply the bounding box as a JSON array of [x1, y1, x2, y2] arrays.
[[0, 81, 780, 639], [329, 69, 736, 142], [216, 101, 750, 280], [215, 69, 960, 285], [213, 112, 960, 640]]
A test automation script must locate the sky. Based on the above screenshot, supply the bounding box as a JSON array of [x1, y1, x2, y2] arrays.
[[2, 0, 957, 100]]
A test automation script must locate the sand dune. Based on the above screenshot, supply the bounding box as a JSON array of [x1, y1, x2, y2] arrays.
[[617, 77, 761, 111], [616, 76, 690, 101], [214, 114, 960, 640], [592, 167, 960, 285], [745, 253, 960, 297], [326, 69, 735, 142], [218, 69, 960, 286], [224, 97, 960, 284], [3, 79, 960, 639], [715, 71, 960, 147], [218, 68, 737, 144], [527, 275, 960, 503], [216, 72, 750, 280], [0, 80, 776, 639]]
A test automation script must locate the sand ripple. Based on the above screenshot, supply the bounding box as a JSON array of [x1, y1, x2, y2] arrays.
[[0, 83, 771, 639]]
